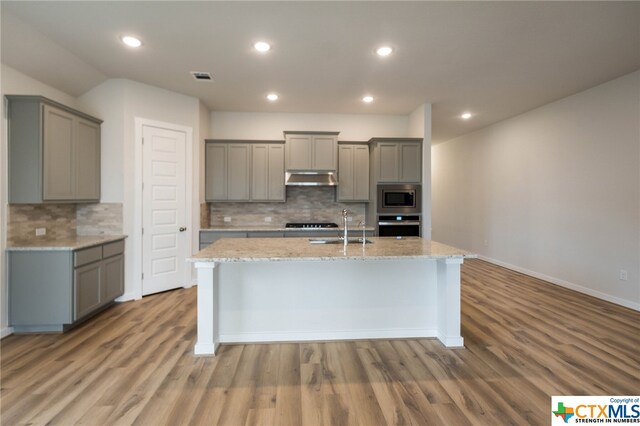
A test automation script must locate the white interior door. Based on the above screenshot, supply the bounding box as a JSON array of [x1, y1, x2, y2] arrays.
[[142, 125, 187, 296]]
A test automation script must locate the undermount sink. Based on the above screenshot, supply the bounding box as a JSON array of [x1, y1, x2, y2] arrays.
[[309, 238, 373, 245]]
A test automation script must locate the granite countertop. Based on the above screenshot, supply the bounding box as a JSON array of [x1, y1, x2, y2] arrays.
[[201, 225, 376, 232], [189, 237, 476, 263], [6, 235, 127, 251]]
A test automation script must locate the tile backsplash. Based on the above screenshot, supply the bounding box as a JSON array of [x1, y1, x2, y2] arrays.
[[77, 203, 123, 235], [208, 187, 366, 227], [7, 203, 123, 244], [8, 204, 76, 243]]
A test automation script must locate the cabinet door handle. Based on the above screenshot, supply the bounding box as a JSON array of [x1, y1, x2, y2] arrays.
[[179, 227, 187, 232]]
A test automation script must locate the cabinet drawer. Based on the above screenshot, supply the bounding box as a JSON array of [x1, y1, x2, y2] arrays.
[[74, 246, 102, 267], [103, 240, 124, 258]]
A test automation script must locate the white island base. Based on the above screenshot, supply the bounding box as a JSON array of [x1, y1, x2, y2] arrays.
[[192, 246, 467, 356]]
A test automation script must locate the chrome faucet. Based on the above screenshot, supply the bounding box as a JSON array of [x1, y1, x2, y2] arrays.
[[342, 209, 349, 245]]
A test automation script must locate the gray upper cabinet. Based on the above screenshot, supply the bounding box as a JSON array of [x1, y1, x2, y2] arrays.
[[205, 142, 250, 201], [370, 138, 423, 183], [227, 144, 251, 200], [7, 95, 102, 203], [252, 144, 285, 201], [284, 131, 339, 171], [205, 140, 285, 202], [338, 144, 370, 202], [74, 118, 101, 200], [205, 143, 227, 200]]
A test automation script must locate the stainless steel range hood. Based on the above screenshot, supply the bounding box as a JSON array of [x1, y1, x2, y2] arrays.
[[285, 171, 338, 186]]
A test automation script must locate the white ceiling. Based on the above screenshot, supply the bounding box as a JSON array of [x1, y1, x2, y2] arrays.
[[2, 1, 639, 142]]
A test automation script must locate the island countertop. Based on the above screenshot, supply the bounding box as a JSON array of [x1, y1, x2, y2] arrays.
[[189, 236, 476, 263]]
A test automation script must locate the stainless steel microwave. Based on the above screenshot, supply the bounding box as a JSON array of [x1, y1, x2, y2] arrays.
[[377, 184, 421, 214]]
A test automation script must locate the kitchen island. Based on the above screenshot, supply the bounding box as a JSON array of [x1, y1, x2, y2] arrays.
[[188, 237, 475, 355]]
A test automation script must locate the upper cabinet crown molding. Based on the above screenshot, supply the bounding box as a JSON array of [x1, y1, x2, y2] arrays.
[[368, 137, 423, 144], [205, 139, 284, 144], [5, 95, 103, 124], [7, 95, 102, 204], [283, 131, 340, 136]]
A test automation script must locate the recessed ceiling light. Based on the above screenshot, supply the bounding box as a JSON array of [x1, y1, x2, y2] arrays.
[[266, 93, 279, 101], [461, 112, 472, 120], [254, 41, 271, 52], [362, 96, 374, 103], [121, 35, 142, 48], [376, 46, 393, 57]]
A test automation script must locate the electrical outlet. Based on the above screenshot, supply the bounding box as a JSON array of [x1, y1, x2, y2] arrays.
[[264, 217, 272, 222], [223, 216, 231, 223], [483, 239, 488, 247], [619, 270, 628, 281], [35, 228, 46, 236], [347, 217, 353, 222]]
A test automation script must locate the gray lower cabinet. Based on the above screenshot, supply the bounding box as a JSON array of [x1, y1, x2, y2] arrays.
[[198, 229, 374, 250], [9, 239, 125, 332], [199, 231, 247, 250], [284, 230, 374, 238], [7, 95, 102, 203]]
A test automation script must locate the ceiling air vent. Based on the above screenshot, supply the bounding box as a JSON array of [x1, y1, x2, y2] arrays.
[[191, 71, 213, 81]]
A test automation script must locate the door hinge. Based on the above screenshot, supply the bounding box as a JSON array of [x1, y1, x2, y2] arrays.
[[142, 137, 144, 145], [142, 272, 144, 279], [142, 227, 144, 235]]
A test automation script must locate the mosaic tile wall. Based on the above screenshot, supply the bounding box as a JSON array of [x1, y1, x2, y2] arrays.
[[7, 204, 77, 244], [76, 203, 123, 235], [7, 203, 124, 244], [208, 187, 367, 227], [200, 203, 210, 228]]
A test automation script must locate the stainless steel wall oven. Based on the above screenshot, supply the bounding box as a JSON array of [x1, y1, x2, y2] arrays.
[[377, 215, 421, 237]]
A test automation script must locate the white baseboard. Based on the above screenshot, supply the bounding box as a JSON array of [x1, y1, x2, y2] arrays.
[[1, 327, 14, 339], [115, 292, 142, 302], [478, 255, 640, 311], [219, 328, 438, 344]]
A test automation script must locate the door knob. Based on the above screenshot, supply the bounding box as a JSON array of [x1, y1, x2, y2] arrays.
[[179, 227, 187, 232]]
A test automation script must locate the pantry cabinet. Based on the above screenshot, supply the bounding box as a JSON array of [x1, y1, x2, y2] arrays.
[[7, 95, 101, 203]]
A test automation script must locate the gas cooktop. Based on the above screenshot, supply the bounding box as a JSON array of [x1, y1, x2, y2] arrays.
[[285, 222, 339, 229]]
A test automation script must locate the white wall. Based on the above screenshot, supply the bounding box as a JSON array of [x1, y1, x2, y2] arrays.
[[409, 104, 433, 239], [432, 71, 640, 310], [199, 101, 211, 203], [210, 111, 409, 141], [0, 64, 83, 336], [80, 79, 203, 299]]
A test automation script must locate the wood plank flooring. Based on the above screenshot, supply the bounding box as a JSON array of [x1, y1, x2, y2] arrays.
[[1, 259, 638, 425]]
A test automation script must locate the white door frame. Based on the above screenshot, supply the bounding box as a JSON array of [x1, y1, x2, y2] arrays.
[[133, 117, 193, 299]]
